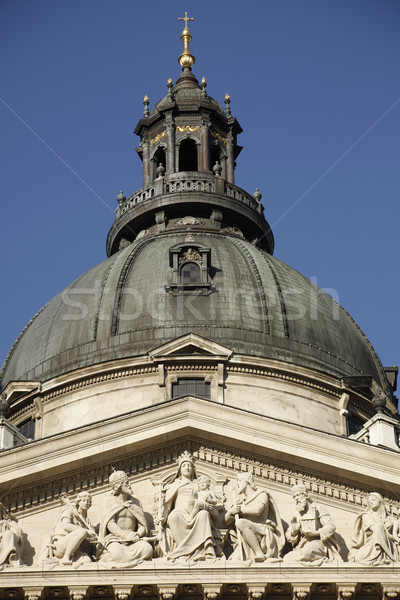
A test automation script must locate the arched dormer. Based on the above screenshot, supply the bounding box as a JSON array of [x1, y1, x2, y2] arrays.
[[166, 243, 213, 295]]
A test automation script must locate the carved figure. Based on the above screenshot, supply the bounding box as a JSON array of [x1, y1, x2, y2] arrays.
[[190, 475, 218, 520], [350, 492, 396, 565], [225, 472, 284, 562], [43, 492, 96, 566], [0, 503, 24, 569], [391, 509, 400, 558], [98, 470, 153, 567], [284, 484, 340, 565], [160, 452, 221, 562]]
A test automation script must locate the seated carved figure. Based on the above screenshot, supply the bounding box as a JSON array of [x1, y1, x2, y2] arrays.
[[225, 472, 284, 562], [160, 452, 221, 562], [351, 492, 396, 565], [284, 484, 340, 565], [43, 492, 97, 566], [0, 504, 24, 569], [99, 470, 153, 567]]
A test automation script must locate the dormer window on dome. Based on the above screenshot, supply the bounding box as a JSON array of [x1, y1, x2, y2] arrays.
[[166, 243, 212, 295]]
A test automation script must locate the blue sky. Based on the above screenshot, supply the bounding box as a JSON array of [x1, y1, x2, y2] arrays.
[[1, 1, 399, 377]]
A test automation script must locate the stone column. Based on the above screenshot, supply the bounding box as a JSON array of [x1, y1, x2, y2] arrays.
[[226, 131, 235, 183], [142, 139, 151, 186], [175, 143, 180, 173], [166, 121, 175, 173], [201, 122, 209, 171]]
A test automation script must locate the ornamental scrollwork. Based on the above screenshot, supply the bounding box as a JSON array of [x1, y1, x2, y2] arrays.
[[150, 131, 167, 145], [176, 126, 200, 133]]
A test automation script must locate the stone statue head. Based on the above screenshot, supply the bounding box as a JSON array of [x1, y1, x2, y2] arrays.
[[197, 475, 211, 491], [291, 484, 310, 513], [237, 471, 256, 493], [74, 491, 92, 510], [109, 469, 131, 496], [367, 492, 385, 515], [176, 451, 196, 480]]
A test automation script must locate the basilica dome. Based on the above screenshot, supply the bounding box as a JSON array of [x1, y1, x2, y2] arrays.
[[0, 17, 395, 430], [0, 230, 390, 396]]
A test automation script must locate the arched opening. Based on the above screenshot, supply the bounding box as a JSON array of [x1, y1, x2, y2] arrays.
[[179, 138, 198, 171], [151, 146, 166, 180], [210, 144, 222, 171], [180, 262, 201, 284]]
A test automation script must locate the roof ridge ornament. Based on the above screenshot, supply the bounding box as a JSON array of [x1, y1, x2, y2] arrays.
[[178, 11, 195, 70]]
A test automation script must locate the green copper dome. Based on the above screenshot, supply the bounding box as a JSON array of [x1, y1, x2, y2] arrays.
[[0, 231, 390, 396]]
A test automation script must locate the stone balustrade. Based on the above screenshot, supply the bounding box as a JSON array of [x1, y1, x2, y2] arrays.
[[115, 173, 262, 220]]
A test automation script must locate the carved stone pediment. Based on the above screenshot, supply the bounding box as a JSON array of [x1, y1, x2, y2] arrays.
[[149, 334, 233, 361]]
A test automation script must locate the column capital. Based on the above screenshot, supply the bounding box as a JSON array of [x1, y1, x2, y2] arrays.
[[158, 587, 177, 600], [69, 588, 88, 600], [292, 585, 312, 600], [114, 587, 133, 600], [382, 587, 400, 600], [203, 586, 222, 600], [24, 589, 43, 600], [247, 587, 266, 600], [337, 585, 357, 600]]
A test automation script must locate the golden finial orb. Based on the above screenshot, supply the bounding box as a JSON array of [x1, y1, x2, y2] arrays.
[[143, 95, 150, 117], [178, 12, 195, 69], [224, 93, 231, 116]]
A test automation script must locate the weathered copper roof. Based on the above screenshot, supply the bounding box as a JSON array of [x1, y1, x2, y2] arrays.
[[0, 231, 390, 395]]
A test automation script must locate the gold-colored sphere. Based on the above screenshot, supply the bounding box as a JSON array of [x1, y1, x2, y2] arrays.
[[178, 53, 195, 68], [181, 28, 192, 40]]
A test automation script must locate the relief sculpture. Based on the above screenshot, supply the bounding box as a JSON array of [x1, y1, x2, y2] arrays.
[[0, 502, 24, 570], [98, 470, 153, 568], [8, 450, 400, 569], [350, 492, 397, 565], [283, 484, 341, 565], [159, 452, 222, 562], [40, 491, 97, 567], [225, 472, 284, 562]]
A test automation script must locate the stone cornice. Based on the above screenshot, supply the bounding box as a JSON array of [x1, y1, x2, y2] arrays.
[[0, 564, 399, 588], [1, 398, 400, 515]]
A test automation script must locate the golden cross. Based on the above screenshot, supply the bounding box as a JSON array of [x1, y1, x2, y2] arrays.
[[178, 11, 194, 28]]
